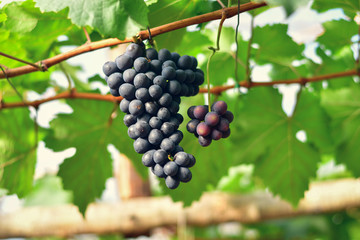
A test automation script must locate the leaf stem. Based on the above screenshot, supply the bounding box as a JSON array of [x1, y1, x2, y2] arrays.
[[83, 27, 92, 43], [0, 51, 44, 71]]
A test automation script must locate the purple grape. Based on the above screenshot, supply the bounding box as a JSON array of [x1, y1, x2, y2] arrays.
[[187, 106, 196, 119], [222, 129, 231, 138], [186, 119, 200, 133], [164, 161, 179, 176], [204, 112, 220, 127], [211, 101, 227, 115], [223, 110, 234, 123], [196, 122, 211, 137], [211, 129, 223, 140], [177, 167, 192, 182], [198, 135, 212, 147], [165, 175, 180, 189], [193, 105, 208, 120], [217, 118, 230, 132]]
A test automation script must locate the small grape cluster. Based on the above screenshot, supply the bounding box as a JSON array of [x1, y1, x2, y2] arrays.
[[102, 42, 204, 189], [186, 101, 234, 147]]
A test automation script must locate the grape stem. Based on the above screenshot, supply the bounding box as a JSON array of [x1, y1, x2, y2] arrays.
[[206, 11, 227, 112]]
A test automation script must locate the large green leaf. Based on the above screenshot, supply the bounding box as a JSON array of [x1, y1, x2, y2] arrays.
[[321, 85, 360, 176], [252, 24, 304, 65], [0, 108, 37, 197], [317, 19, 358, 53], [148, 0, 219, 50], [265, 0, 311, 16], [312, 0, 360, 18], [4, 2, 38, 33], [234, 88, 323, 205], [34, 0, 149, 39], [44, 99, 146, 214]]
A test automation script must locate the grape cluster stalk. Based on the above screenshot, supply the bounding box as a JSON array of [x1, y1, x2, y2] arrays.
[[102, 42, 204, 189]]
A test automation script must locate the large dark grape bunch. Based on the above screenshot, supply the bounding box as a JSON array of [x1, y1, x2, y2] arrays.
[[186, 101, 234, 147], [102, 42, 204, 189]]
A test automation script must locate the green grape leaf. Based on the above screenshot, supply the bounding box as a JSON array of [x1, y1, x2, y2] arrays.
[[34, 0, 149, 39], [24, 175, 72, 206], [234, 88, 322, 205], [312, 0, 360, 18], [252, 24, 304, 65], [148, 0, 219, 51], [44, 99, 146, 214], [317, 19, 358, 53], [4, 2, 38, 33], [321, 85, 360, 176], [311, 47, 355, 90], [0, 108, 37, 197], [265, 0, 311, 16], [0, 13, 7, 23]]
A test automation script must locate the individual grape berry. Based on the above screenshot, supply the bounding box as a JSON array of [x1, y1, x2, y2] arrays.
[[186, 119, 200, 134], [149, 59, 162, 74], [134, 57, 149, 73], [190, 56, 198, 70], [187, 154, 196, 168], [138, 113, 151, 123], [167, 80, 181, 96], [174, 152, 190, 166], [119, 83, 135, 100], [149, 85, 163, 100], [107, 72, 124, 89], [161, 122, 176, 136], [164, 161, 179, 176], [196, 122, 211, 137], [157, 107, 171, 121], [184, 69, 195, 83], [204, 112, 220, 127], [129, 99, 145, 116], [135, 121, 151, 138], [169, 117, 180, 128], [174, 113, 184, 124], [177, 55, 192, 69], [198, 135, 212, 147], [211, 100, 227, 115], [175, 69, 186, 83], [171, 52, 180, 63], [152, 164, 166, 178], [162, 66, 176, 80], [165, 176, 180, 189], [119, 98, 130, 113], [193, 105, 208, 120], [142, 150, 156, 167], [153, 75, 167, 89], [123, 69, 136, 83], [153, 149, 168, 165], [148, 129, 164, 146], [217, 118, 230, 132], [125, 43, 144, 59], [223, 110, 234, 123], [145, 101, 159, 115], [160, 138, 175, 152], [180, 84, 189, 96], [158, 49, 172, 62], [115, 54, 133, 71], [133, 138, 151, 154], [187, 106, 196, 119], [196, 68, 204, 76], [145, 71, 156, 81], [123, 114, 137, 127], [211, 129, 223, 140], [128, 124, 141, 139], [168, 101, 180, 114], [135, 88, 150, 102], [169, 131, 183, 145], [162, 60, 177, 69], [194, 71, 205, 85], [146, 48, 158, 60], [103, 61, 119, 76], [110, 88, 120, 97], [222, 129, 231, 138], [134, 73, 151, 89], [177, 167, 192, 182], [158, 93, 173, 107], [149, 116, 163, 129]]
